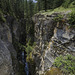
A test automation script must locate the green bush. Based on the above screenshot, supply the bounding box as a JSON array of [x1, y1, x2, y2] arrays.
[[53, 55, 75, 75], [69, 1, 75, 8], [54, 14, 63, 22], [25, 39, 33, 56], [68, 12, 75, 28], [26, 45, 33, 56], [62, 0, 74, 8]]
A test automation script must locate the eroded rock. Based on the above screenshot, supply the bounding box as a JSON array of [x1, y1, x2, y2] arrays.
[[32, 13, 75, 75]]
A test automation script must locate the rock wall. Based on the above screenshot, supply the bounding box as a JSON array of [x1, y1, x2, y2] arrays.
[[0, 17, 20, 75], [32, 13, 75, 75]]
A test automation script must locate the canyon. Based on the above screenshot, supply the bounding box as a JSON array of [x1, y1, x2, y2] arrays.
[[0, 11, 75, 75]]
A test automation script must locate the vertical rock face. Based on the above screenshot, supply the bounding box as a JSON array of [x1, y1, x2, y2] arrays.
[[32, 13, 75, 75], [0, 23, 12, 43], [0, 23, 14, 75], [44, 24, 75, 71], [33, 14, 55, 45], [0, 39, 13, 75], [0, 19, 20, 75]]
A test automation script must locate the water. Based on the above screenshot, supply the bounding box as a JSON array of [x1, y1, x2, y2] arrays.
[[25, 62, 29, 75], [22, 51, 29, 75]]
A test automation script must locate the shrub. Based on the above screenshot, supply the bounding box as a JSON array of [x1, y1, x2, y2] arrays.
[[26, 45, 33, 56], [62, 0, 74, 8], [69, 1, 75, 8], [26, 52, 33, 63], [25, 39, 33, 56], [68, 12, 75, 28], [53, 55, 75, 75], [54, 14, 63, 22]]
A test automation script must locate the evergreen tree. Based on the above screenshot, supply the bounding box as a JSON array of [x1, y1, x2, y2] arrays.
[[29, 0, 34, 17]]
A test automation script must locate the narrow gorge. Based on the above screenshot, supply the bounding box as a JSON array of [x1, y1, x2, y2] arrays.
[[0, 0, 75, 75]]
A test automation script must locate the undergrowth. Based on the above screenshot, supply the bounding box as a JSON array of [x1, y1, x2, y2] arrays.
[[68, 12, 75, 28], [53, 54, 75, 75]]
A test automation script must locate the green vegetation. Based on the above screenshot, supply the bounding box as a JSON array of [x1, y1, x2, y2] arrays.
[[26, 52, 33, 62], [68, 12, 75, 28], [62, 0, 74, 8], [54, 14, 63, 22], [26, 52, 36, 75], [69, 1, 75, 8], [53, 55, 75, 75], [26, 40, 36, 75], [26, 44, 33, 56], [25, 39, 33, 56], [0, 0, 75, 75], [36, 0, 74, 12], [38, 6, 75, 16]]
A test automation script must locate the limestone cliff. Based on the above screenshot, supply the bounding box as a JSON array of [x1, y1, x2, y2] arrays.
[[31, 12, 75, 75]]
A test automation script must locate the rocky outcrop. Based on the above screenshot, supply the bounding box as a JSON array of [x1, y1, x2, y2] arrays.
[[32, 13, 75, 75], [44, 22, 75, 70]]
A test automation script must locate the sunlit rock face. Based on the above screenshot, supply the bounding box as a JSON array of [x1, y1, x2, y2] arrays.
[[32, 13, 75, 75]]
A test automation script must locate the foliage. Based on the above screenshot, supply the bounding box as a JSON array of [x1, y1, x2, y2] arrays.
[[62, 0, 74, 8], [54, 15, 63, 22], [68, 12, 75, 26], [26, 52, 33, 63], [13, 38, 33, 57], [26, 52, 36, 75], [53, 55, 75, 75], [69, 1, 75, 8], [26, 45, 33, 56], [25, 39, 33, 56], [53, 0, 64, 8], [36, 0, 74, 12], [62, 0, 71, 8]]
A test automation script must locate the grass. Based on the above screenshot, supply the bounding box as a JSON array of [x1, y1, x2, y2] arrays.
[[37, 5, 75, 16]]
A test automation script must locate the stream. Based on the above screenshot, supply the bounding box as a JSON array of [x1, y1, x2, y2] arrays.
[[22, 51, 29, 75]]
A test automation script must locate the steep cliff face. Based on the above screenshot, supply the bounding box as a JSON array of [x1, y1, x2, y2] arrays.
[[32, 13, 75, 75], [0, 39, 14, 75], [0, 18, 20, 75]]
